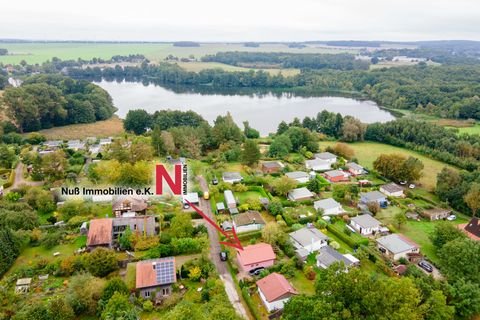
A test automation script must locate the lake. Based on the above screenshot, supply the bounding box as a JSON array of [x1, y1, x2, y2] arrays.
[[95, 80, 395, 136]]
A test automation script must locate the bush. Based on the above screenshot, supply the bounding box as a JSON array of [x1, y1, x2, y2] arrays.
[[2, 169, 15, 188], [143, 300, 154, 312], [326, 223, 368, 248], [85, 248, 119, 277]]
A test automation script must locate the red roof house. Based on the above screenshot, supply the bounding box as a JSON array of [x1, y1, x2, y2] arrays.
[[237, 243, 275, 272], [256, 272, 297, 312], [324, 170, 349, 183], [87, 218, 113, 249], [136, 257, 176, 299]]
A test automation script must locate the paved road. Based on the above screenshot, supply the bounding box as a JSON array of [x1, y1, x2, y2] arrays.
[[10, 162, 43, 189], [197, 176, 248, 319]]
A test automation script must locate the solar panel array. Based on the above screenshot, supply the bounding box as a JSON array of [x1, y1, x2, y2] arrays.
[[155, 259, 175, 285]]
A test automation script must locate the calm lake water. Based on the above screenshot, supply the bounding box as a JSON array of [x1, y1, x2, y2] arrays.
[[95, 80, 395, 136]]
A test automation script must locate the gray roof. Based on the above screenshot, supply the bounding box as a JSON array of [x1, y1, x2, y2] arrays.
[[216, 202, 225, 210], [314, 152, 337, 161], [233, 211, 265, 227], [381, 183, 404, 194], [316, 246, 353, 268], [224, 190, 236, 204], [351, 214, 382, 228], [288, 187, 314, 200], [285, 171, 309, 180], [262, 161, 283, 169], [361, 191, 386, 202], [325, 170, 345, 177], [314, 198, 342, 210], [289, 227, 328, 248], [376, 234, 418, 254], [347, 162, 364, 171], [112, 216, 156, 236], [222, 172, 243, 181]]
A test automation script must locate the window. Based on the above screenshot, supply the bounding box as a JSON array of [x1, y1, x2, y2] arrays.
[[145, 291, 150, 297], [162, 288, 170, 295]]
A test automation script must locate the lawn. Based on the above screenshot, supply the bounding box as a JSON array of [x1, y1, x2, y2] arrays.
[[173, 61, 301, 76], [319, 141, 457, 190], [454, 124, 480, 135], [236, 191, 264, 204]]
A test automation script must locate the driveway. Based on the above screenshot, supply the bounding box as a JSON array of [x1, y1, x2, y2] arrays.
[[415, 262, 443, 280], [10, 162, 43, 189], [197, 176, 248, 319]]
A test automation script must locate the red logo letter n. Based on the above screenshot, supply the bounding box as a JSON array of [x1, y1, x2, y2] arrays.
[[156, 164, 182, 195]]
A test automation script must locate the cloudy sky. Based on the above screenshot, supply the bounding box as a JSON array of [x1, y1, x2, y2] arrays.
[[2, 0, 480, 41]]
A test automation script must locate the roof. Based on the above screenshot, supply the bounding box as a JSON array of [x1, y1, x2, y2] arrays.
[[262, 161, 283, 169], [421, 208, 451, 218], [314, 198, 342, 210], [376, 234, 418, 254], [256, 273, 297, 302], [224, 190, 236, 204], [285, 171, 309, 180], [351, 214, 382, 228], [182, 192, 199, 204], [112, 195, 148, 212], [306, 159, 330, 167], [464, 217, 480, 239], [136, 257, 176, 289], [314, 152, 337, 160], [288, 187, 314, 200], [87, 218, 113, 246], [347, 162, 364, 171], [233, 211, 265, 227], [216, 202, 225, 210], [316, 246, 353, 268], [223, 172, 243, 181], [112, 216, 156, 235], [361, 191, 386, 202], [16, 278, 32, 286], [237, 243, 275, 265], [289, 227, 328, 248], [381, 183, 404, 194], [325, 170, 345, 178]]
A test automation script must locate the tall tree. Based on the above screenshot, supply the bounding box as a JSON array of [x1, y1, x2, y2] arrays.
[[241, 139, 260, 166]]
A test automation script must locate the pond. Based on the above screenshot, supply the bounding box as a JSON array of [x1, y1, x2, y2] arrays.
[[95, 80, 395, 136]]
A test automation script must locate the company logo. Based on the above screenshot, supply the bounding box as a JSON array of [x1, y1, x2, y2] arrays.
[[155, 163, 188, 195]]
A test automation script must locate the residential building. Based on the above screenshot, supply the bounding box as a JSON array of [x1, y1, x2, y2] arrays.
[[460, 217, 480, 241], [305, 159, 332, 172], [314, 198, 344, 216], [420, 208, 451, 221], [324, 170, 349, 183], [346, 162, 365, 176], [360, 191, 387, 206], [350, 214, 382, 235], [112, 195, 148, 216], [314, 152, 337, 163], [316, 246, 359, 270], [287, 187, 314, 202], [224, 190, 237, 209], [232, 211, 266, 233], [67, 139, 86, 151], [182, 192, 199, 205], [112, 216, 156, 240], [43, 140, 62, 149], [222, 172, 243, 183], [136, 257, 176, 299], [376, 234, 419, 260], [257, 273, 297, 312], [216, 202, 226, 214], [289, 227, 328, 259], [380, 183, 404, 197], [285, 171, 310, 184], [237, 243, 276, 272], [261, 161, 284, 174], [86, 218, 113, 250]]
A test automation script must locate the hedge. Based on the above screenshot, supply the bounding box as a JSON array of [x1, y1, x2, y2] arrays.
[[2, 169, 15, 188], [326, 223, 369, 248], [247, 185, 271, 200], [241, 287, 260, 320]]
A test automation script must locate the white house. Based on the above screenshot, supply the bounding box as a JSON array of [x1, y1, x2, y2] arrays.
[[287, 187, 314, 201], [256, 273, 297, 312], [316, 246, 359, 270], [346, 162, 366, 175], [305, 159, 332, 171], [350, 214, 382, 235], [314, 198, 344, 216], [314, 152, 337, 163], [222, 172, 243, 184], [224, 190, 236, 209], [289, 227, 328, 259], [285, 171, 310, 184], [380, 183, 404, 197], [232, 211, 265, 233], [376, 234, 419, 260]]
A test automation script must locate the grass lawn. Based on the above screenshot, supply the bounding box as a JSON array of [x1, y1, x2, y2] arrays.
[[29, 116, 124, 140], [454, 124, 480, 135], [236, 190, 264, 204], [319, 141, 457, 191], [289, 270, 315, 295], [173, 61, 301, 76]]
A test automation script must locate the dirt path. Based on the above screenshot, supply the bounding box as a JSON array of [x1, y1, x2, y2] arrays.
[[10, 162, 43, 189], [197, 176, 249, 319]]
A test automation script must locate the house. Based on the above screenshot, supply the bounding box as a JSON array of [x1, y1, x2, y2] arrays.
[[222, 172, 243, 183], [136, 257, 176, 299], [224, 190, 237, 209], [316, 246, 359, 270], [287, 187, 314, 202], [232, 211, 266, 233], [314, 198, 344, 216], [87, 218, 113, 250], [216, 202, 226, 214], [289, 227, 328, 259], [112, 195, 148, 216], [182, 192, 200, 205], [99, 137, 113, 146], [261, 161, 284, 174], [112, 216, 156, 240], [67, 139, 86, 151], [221, 221, 233, 231], [237, 243, 276, 272], [460, 217, 480, 241], [285, 171, 310, 183], [256, 273, 297, 312], [360, 191, 387, 206], [314, 152, 337, 163], [43, 140, 62, 149], [380, 183, 404, 197], [324, 170, 349, 183], [305, 159, 332, 172], [15, 278, 32, 294], [346, 162, 366, 175], [350, 214, 382, 235], [376, 234, 420, 260], [420, 208, 451, 221]]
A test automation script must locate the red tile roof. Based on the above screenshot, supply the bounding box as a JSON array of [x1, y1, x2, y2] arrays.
[[87, 218, 113, 246], [237, 243, 275, 266], [256, 272, 297, 302], [136, 257, 176, 289]]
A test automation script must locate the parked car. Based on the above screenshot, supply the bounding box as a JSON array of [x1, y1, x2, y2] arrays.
[[219, 251, 227, 261], [399, 181, 407, 185], [212, 178, 218, 185], [409, 184, 416, 189], [447, 215, 457, 221], [203, 192, 210, 200], [418, 260, 433, 273], [248, 267, 265, 276]]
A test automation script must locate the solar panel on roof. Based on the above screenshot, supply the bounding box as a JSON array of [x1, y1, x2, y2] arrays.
[[155, 260, 175, 285]]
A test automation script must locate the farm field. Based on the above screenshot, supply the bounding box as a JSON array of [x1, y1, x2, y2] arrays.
[[319, 141, 457, 190], [0, 42, 357, 65], [173, 61, 301, 76]]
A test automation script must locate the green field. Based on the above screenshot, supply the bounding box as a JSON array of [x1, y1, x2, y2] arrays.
[[0, 42, 357, 65], [319, 141, 457, 190]]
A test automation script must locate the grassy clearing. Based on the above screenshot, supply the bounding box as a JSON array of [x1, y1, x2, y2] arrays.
[[369, 60, 440, 70], [236, 190, 264, 204], [453, 124, 480, 135], [30, 116, 124, 140], [289, 270, 315, 295], [319, 141, 456, 190], [173, 61, 301, 76]]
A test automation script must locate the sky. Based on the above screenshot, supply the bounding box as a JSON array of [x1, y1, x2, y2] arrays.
[[1, 0, 480, 42]]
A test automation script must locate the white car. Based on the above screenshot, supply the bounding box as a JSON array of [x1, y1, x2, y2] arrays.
[[399, 181, 407, 185], [409, 184, 416, 189], [447, 215, 457, 221]]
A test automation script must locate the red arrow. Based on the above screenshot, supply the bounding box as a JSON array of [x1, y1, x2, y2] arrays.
[[185, 200, 243, 250]]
